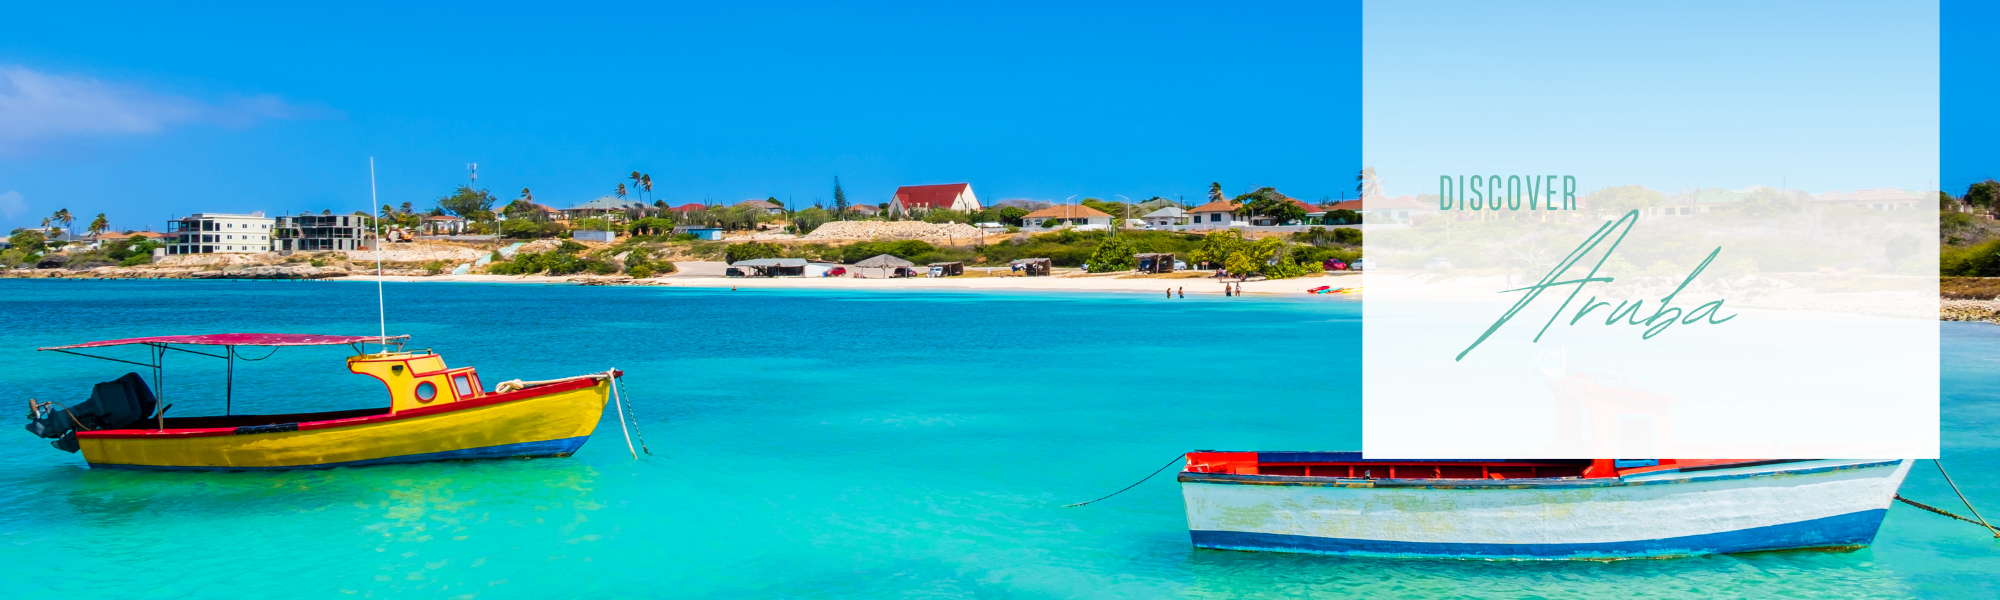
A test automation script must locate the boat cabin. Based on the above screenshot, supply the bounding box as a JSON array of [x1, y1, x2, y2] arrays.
[[348, 351, 486, 412]]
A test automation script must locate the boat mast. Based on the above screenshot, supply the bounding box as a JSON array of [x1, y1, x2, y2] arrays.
[[369, 157, 387, 351]]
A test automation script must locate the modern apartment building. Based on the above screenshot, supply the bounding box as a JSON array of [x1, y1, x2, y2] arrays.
[[164, 212, 276, 255], [273, 211, 373, 253]]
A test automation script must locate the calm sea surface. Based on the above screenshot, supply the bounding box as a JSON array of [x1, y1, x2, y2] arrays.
[[0, 279, 1992, 598]]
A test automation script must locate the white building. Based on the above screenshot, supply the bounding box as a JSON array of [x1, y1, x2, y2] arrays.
[[1142, 206, 1189, 228], [165, 212, 276, 255], [1186, 200, 1243, 229]]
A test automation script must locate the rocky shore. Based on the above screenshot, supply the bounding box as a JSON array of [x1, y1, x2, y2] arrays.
[[1941, 300, 2000, 323]]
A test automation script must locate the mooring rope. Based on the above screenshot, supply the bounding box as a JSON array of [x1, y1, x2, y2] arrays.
[[1063, 453, 1187, 508], [1933, 459, 1999, 537], [611, 374, 653, 456], [604, 369, 638, 460], [1897, 495, 1994, 530]]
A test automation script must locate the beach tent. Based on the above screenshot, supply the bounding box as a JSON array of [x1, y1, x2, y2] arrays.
[[927, 261, 964, 277], [1135, 253, 1175, 273], [731, 257, 808, 277], [855, 254, 916, 278], [1009, 257, 1052, 277]]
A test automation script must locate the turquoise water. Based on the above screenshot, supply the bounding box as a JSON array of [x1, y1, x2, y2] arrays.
[[0, 279, 1993, 598]]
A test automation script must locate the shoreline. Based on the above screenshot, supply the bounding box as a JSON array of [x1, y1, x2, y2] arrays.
[[321, 271, 1365, 296]]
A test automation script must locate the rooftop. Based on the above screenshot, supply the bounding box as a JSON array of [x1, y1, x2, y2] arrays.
[[1022, 205, 1112, 219], [893, 183, 973, 209], [1187, 200, 1239, 213]]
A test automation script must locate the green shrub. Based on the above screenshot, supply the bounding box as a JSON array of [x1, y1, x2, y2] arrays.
[[502, 219, 565, 239], [628, 265, 654, 278], [1333, 227, 1363, 245], [487, 241, 616, 275], [1084, 237, 1136, 272], [1942, 238, 2000, 276], [838, 240, 935, 263], [726, 241, 784, 263]]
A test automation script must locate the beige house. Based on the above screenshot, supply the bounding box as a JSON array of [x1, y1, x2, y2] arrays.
[[1022, 205, 1112, 230]]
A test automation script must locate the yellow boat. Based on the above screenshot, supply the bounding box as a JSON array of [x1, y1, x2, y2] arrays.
[[25, 333, 620, 471]]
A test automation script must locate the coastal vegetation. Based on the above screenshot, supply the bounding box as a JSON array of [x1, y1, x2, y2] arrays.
[[487, 241, 618, 276]]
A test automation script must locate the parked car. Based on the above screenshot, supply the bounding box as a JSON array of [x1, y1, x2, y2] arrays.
[[1324, 258, 1348, 271], [1424, 257, 1453, 269], [1351, 258, 1376, 271], [1175, 260, 1188, 270]]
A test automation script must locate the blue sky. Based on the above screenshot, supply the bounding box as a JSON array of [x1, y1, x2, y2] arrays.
[[0, 2, 1360, 232], [1943, 0, 1996, 196], [0, 2, 1990, 233]]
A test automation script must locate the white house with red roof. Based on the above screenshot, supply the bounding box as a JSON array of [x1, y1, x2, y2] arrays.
[[888, 183, 981, 215], [1186, 200, 1243, 230]]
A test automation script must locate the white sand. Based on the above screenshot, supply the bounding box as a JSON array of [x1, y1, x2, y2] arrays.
[[332, 261, 1363, 296]]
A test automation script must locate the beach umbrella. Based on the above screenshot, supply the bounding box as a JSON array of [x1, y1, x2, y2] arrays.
[[855, 254, 914, 278]]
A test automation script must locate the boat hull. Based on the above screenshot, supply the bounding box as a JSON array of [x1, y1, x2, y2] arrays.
[[77, 378, 610, 471], [1181, 459, 1911, 560]]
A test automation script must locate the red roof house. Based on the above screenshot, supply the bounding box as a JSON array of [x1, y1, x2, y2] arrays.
[[889, 183, 981, 214]]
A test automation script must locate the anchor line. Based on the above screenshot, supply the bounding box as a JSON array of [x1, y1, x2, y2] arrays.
[[1934, 459, 1999, 537], [1063, 452, 1188, 508], [1896, 494, 1993, 530], [611, 374, 653, 456]]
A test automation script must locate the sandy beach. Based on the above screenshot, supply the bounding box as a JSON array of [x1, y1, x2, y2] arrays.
[[329, 261, 1364, 296]]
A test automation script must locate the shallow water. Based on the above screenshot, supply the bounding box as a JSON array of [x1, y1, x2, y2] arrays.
[[0, 279, 1992, 598]]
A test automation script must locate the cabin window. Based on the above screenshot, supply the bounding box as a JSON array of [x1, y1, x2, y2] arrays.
[[415, 381, 437, 402], [452, 374, 473, 397]]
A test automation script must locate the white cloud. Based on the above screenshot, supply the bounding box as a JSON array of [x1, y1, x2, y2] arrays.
[[0, 191, 23, 219], [0, 66, 332, 154]]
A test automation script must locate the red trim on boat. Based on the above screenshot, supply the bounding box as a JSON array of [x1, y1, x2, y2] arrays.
[[77, 375, 610, 439], [1181, 452, 1782, 481]]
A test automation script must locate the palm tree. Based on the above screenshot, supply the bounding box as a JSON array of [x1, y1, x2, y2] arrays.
[[88, 213, 108, 238], [53, 209, 73, 238], [628, 172, 643, 204], [1356, 167, 1381, 198], [640, 173, 653, 204]]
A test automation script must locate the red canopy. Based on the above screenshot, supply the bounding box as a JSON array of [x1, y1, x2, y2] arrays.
[[40, 333, 408, 351]]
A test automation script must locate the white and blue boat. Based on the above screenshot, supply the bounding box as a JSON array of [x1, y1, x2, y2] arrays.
[[1179, 452, 1912, 560]]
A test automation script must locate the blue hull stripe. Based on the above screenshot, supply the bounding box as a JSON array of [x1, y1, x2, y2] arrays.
[[88, 436, 592, 471], [1190, 509, 1887, 559]]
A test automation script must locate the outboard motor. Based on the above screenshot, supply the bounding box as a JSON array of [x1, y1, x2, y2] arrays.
[[25, 372, 158, 453]]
